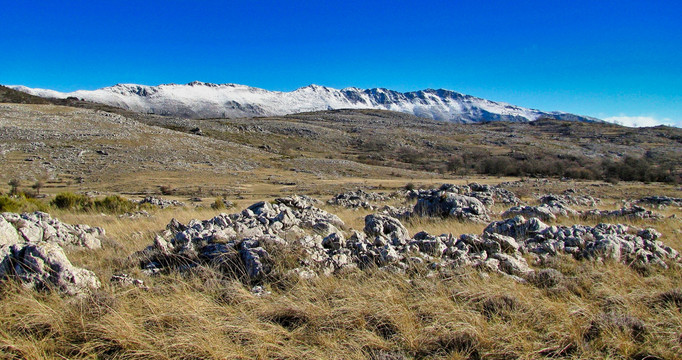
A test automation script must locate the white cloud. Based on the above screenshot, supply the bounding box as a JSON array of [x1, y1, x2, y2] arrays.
[[603, 115, 678, 128]]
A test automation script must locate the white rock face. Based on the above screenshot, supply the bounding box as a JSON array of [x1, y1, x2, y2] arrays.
[[10, 82, 600, 123]]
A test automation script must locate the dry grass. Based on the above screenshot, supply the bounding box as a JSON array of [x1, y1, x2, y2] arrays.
[[1, 257, 680, 359], [1, 173, 681, 359]]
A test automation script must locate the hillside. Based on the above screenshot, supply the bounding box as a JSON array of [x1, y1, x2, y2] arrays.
[[0, 100, 679, 196]]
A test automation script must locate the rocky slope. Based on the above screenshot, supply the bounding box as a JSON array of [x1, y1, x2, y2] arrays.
[[10, 81, 600, 123]]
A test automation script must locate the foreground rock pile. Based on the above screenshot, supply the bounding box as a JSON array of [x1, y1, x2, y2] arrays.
[[138, 195, 344, 279], [137, 195, 680, 283], [0, 212, 104, 295]]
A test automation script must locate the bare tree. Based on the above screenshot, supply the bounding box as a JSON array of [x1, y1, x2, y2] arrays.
[[8, 179, 20, 196], [32, 180, 45, 196]]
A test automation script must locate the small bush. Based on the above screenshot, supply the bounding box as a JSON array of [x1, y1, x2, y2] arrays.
[[0, 196, 21, 212], [211, 197, 226, 210], [93, 195, 135, 214], [51, 193, 134, 214], [51, 192, 92, 210], [404, 182, 415, 191], [0, 195, 49, 212]]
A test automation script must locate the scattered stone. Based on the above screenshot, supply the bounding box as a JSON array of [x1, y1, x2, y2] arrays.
[[379, 205, 413, 219], [250, 285, 271, 297], [110, 273, 148, 290], [364, 214, 410, 246], [119, 210, 152, 219], [502, 205, 557, 222]]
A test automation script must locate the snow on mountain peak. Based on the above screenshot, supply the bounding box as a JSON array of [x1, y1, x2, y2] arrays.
[[8, 82, 600, 123]]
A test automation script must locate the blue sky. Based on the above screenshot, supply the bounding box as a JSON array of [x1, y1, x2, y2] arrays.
[[1, 1, 681, 126]]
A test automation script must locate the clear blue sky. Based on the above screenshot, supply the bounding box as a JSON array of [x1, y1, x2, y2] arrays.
[[2, 1, 681, 126]]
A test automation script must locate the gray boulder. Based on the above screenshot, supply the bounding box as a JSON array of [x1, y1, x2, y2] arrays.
[[9, 242, 100, 296], [364, 214, 410, 246], [484, 216, 549, 240], [502, 206, 557, 222], [414, 193, 489, 222]]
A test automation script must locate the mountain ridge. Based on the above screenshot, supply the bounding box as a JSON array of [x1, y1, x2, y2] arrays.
[[9, 82, 601, 123]]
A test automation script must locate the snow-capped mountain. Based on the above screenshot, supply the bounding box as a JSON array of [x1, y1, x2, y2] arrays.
[[9, 81, 600, 123]]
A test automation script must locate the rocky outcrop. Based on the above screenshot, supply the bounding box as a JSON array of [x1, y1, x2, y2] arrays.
[[328, 190, 388, 210], [502, 205, 557, 222], [138, 195, 344, 279], [414, 193, 490, 223], [0, 212, 104, 295], [582, 206, 663, 221], [1, 212, 103, 249], [540, 190, 600, 207], [407, 183, 520, 206], [137, 195, 680, 284], [485, 216, 679, 269], [637, 196, 682, 208], [502, 201, 578, 221], [6, 243, 101, 295]]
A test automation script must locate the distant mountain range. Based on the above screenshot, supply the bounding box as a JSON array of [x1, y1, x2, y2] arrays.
[[9, 81, 601, 123]]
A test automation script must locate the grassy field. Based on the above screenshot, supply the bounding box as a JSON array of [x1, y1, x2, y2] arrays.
[[1, 100, 681, 359], [1, 178, 681, 360]]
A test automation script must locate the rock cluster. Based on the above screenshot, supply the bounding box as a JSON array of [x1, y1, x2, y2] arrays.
[[637, 196, 682, 208], [138, 195, 344, 279], [327, 190, 388, 210], [485, 216, 679, 268], [407, 183, 520, 206], [540, 189, 601, 207], [137, 197, 533, 280], [503, 197, 578, 221], [137, 195, 680, 284], [1, 211, 103, 249], [137, 196, 185, 208], [582, 206, 663, 221], [0, 212, 103, 295], [413, 193, 490, 223]]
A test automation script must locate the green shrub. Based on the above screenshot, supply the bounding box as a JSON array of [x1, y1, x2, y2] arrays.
[[0, 195, 49, 212], [0, 196, 21, 212], [211, 197, 226, 210], [93, 195, 135, 214], [51, 192, 92, 210]]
